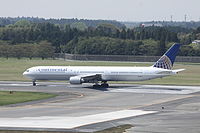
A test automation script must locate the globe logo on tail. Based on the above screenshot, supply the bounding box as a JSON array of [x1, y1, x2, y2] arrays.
[[153, 55, 172, 70]]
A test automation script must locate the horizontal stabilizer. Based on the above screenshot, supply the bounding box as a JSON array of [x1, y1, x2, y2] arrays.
[[172, 69, 185, 73]]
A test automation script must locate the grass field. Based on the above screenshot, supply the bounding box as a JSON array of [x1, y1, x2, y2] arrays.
[[0, 124, 133, 133], [0, 58, 200, 86], [0, 91, 56, 106]]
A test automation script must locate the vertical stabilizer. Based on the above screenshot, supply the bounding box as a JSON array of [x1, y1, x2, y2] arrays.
[[153, 43, 181, 69]]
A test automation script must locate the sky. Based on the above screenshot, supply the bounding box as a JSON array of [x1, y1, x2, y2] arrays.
[[0, 0, 200, 22]]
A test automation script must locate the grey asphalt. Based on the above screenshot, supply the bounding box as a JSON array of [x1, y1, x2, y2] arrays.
[[0, 81, 200, 133]]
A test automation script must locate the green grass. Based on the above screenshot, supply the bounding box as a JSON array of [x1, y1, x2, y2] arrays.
[[95, 124, 133, 133], [0, 91, 56, 106], [0, 57, 200, 86], [0, 124, 133, 133]]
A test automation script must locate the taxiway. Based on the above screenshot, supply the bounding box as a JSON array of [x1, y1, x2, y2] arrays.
[[0, 81, 200, 133]]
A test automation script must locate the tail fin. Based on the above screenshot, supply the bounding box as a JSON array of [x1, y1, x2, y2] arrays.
[[153, 43, 181, 70]]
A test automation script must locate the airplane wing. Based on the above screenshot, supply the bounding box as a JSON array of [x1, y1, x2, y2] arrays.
[[69, 74, 102, 84], [80, 74, 102, 83]]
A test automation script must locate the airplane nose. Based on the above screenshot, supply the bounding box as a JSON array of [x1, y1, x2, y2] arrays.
[[23, 71, 29, 76], [23, 71, 27, 76]]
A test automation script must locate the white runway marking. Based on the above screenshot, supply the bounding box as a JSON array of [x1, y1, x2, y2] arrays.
[[0, 83, 63, 87], [0, 110, 156, 129], [0, 84, 31, 86], [109, 85, 200, 94]]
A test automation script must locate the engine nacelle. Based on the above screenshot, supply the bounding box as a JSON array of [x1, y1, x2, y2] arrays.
[[69, 76, 84, 84]]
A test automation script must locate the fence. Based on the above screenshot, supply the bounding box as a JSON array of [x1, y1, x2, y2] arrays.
[[55, 53, 200, 63]]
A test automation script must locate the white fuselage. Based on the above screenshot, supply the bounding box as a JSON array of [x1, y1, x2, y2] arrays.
[[23, 66, 175, 82]]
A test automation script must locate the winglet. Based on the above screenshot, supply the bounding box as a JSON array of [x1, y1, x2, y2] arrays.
[[153, 43, 181, 70]]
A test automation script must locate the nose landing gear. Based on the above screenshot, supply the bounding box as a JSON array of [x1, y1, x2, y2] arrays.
[[32, 80, 36, 86]]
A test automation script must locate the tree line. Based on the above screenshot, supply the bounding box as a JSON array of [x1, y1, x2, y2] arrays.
[[0, 41, 54, 59], [0, 17, 125, 28], [123, 21, 200, 29], [0, 19, 200, 59], [61, 36, 200, 56]]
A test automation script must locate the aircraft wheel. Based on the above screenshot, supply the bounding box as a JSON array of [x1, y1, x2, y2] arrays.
[[33, 81, 36, 86], [101, 83, 109, 88], [93, 84, 100, 88]]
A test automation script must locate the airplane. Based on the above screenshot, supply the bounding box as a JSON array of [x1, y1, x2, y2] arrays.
[[23, 43, 184, 87]]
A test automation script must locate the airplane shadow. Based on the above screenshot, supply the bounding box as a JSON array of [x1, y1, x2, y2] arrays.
[[84, 84, 184, 92], [84, 85, 140, 91], [84, 86, 109, 91]]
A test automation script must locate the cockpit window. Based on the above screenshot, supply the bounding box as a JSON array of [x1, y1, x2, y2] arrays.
[[26, 69, 29, 72]]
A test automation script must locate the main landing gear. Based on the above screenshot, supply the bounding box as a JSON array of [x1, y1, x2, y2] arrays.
[[93, 81, 109, 88], [32, 80, 36, 86]]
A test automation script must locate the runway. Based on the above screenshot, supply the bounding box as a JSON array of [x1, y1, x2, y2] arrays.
[[0, 81, 200, 132]]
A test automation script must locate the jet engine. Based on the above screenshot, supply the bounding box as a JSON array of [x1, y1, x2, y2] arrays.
[[69, 76, 84, 84]]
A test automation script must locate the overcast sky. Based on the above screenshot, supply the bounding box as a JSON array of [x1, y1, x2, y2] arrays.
[[0, 0, 200, 22]]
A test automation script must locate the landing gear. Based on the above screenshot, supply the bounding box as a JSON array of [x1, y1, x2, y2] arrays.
[[101, 81, 109, 87], [92, 81, 109, 88], [101, 82, 109, 88], [33, 80, 36, 86], [93, 84, 100, 88]]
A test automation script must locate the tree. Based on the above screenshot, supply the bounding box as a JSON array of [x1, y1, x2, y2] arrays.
[[10, 45, 25, 59], [0, 44, 11, 59], [35, 41, 54, 59], [119, 28, 126, 39], [159, 35, 166, 55], [19, 44, 36, 59], [14, 20, 31, 27]]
